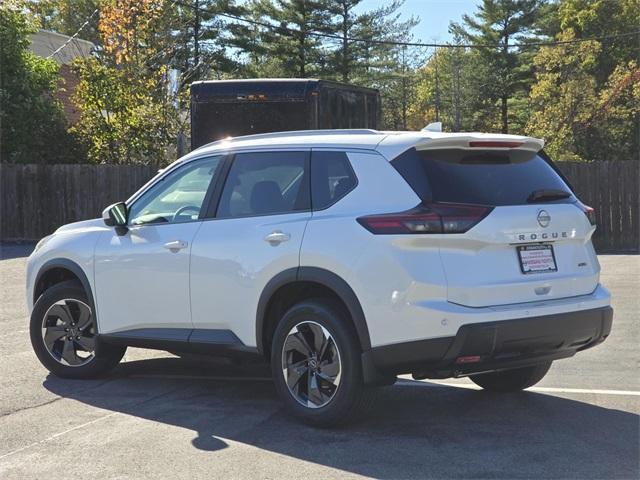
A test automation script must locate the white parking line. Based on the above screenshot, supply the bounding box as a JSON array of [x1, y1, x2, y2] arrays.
[[0, 412, 118, 460], [529, 386, 640, 396], [131, 374, 640, 397], [399, 378, 640, 396], [130, 374, 272, 382]]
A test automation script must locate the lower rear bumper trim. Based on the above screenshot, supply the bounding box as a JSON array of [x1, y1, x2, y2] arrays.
[[363, 306, 613, 381]]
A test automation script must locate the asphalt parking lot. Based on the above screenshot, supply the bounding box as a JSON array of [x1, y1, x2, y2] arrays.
[[0, 243, 638, 479]]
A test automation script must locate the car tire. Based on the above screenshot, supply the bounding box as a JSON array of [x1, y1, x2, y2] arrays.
[[271, 299, 374, 427], [30, 280, 126, 379], [469, 361, 552, 392]]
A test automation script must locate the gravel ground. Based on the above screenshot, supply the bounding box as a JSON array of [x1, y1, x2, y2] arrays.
[[0, 244, 638, 479]]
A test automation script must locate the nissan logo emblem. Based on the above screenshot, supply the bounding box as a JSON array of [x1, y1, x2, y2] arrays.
[[537, 210, 551, 228]]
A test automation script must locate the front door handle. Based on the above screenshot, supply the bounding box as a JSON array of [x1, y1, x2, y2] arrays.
[[264, 231, 290, 246], [163, 240, 188, 252]]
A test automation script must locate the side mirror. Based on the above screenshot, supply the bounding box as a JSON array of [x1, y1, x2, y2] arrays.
[[102, 202, 128, 227]]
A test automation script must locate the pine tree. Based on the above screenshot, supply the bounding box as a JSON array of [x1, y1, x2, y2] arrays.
[[162, 0, 243, 84], [326, 0, 417, 85], [253, 0, 334, 77], [451, 0, 543, 133]]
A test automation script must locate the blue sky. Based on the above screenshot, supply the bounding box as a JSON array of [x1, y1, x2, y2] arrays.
[[356, 0, 481, 43]]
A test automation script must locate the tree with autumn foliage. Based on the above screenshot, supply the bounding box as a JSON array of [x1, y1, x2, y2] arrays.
[[525, 0, 640, 161], [11, 0, 640, 164], [71, 0, 183, 165]]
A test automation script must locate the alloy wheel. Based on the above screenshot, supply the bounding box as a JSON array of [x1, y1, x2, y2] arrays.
[[41, 299, 96, 367], [281, 321, 342, 409]]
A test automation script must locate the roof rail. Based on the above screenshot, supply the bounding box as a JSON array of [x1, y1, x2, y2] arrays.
[[195, 129, 381, 151]]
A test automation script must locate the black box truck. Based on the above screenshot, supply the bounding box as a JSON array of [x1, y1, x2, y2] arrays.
[[190, 79, 380, 149]]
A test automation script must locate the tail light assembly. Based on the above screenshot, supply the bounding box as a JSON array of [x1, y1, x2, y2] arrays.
[[357, 203, 493, 235], [580, 204, 596, 226]]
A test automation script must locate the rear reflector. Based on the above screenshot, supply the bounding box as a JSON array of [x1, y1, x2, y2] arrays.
[[468, 141, 523, 148], [357, 203, 493, 235], [455, 355, 482, 364]]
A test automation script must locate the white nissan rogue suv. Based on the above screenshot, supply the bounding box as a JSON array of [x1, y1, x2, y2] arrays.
[[27, 129, 613, 426]]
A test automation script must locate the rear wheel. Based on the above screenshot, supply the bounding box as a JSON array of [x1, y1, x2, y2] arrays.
[[271, 299, 373, 426], [470, 362, 552, 392], [30, 281, 126, 379]]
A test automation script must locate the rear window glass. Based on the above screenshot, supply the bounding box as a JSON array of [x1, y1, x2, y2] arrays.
[[391, 148, 574, 206]]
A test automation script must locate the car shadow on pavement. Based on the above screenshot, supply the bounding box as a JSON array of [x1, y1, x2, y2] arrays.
[[43, 356, 639, 479]]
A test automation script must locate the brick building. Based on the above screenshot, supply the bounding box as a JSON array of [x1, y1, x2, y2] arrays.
[[29, 30, 95, 124]]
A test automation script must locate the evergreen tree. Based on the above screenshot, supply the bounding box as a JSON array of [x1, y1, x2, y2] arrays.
[[163, 0, 243, 84], [326, 0, 418, 86], [451, 0, 544, 133], [253, 0, 334, 77], [327, 0, 363, 83]]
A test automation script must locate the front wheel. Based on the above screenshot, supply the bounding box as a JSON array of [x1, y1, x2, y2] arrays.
[[271, 299, 373, 427], [30, 281, 126, 379], [470, 362, 552, 392]]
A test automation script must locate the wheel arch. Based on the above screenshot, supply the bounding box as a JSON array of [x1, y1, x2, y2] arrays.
[[256, 267, 371, 357], [34, 259, 95, 313]]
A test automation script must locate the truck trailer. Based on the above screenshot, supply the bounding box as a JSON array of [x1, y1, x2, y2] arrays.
[[190, 79, 380, 149]]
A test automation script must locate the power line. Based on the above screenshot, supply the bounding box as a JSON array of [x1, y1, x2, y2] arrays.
[[174, 1, 640, 50], [46, 8, 99, 59]]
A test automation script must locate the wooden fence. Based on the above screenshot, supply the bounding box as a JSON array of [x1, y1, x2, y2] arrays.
[[556, 161, 639, 252], [1, 161, 638, 252], [0, 164, 156, 242]]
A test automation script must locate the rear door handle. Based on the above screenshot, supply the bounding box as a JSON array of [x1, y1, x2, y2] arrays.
[[264, 231, 290, 246], [163, 240, 188, 252]]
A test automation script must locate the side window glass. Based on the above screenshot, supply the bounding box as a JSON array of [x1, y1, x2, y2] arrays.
[[311, 151, 357, 210], [217, 152, 310, 218], [128, 156, 222, 225]]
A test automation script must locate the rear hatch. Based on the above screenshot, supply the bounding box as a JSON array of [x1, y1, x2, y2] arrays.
[[388, 136, 599, 308]]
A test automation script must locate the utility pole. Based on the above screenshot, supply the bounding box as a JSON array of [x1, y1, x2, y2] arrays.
[[434, 47, 441, 123], [452, 48, 461, 131], [501, 33, 509, 133], [341, 5, 349, 83], [401, 46, 408, 130]]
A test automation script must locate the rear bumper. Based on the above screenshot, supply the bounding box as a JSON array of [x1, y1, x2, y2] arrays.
[[363, 306, 613, 381]]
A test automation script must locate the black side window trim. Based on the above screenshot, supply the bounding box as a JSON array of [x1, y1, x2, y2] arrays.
[[310, 150, 359, 212], [539, 149, 576, 194], [210, 150, 312, 219], [202, 153, 234, 219], [390, 147, 434, 203]]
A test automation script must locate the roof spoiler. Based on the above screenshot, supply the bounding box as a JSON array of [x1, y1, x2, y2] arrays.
[[415, 134, 544, 153]]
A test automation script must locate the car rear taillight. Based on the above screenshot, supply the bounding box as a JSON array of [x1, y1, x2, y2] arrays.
[[581, 204, 596, 226], [357, 203, 493, 234]]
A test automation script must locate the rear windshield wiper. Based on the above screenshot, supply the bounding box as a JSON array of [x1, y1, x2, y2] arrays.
[[527, 189, 571, 203]]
